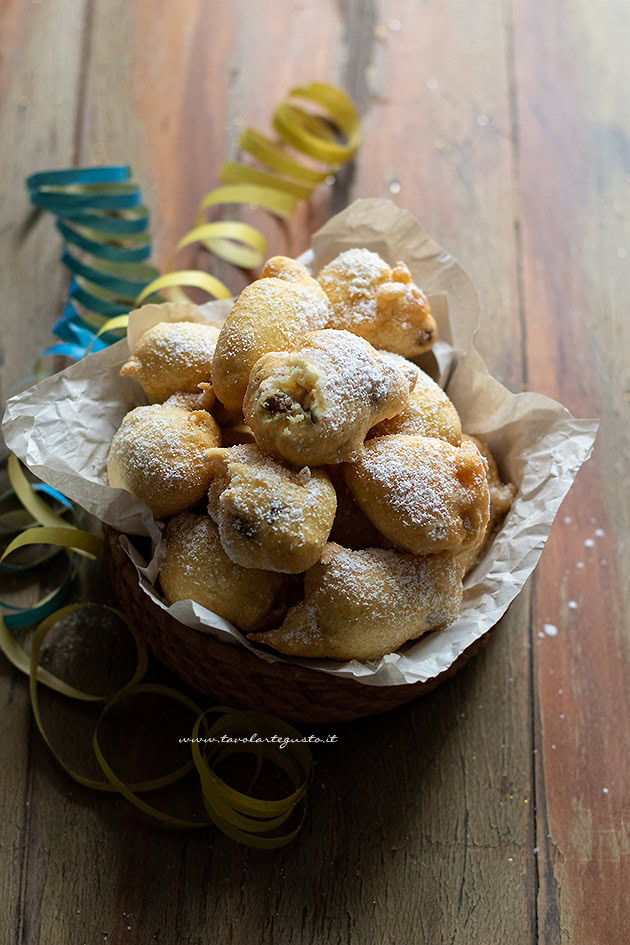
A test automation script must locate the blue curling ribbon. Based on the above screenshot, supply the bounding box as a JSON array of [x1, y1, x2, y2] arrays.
[[1, 576, 75, 628], [1, 167, 158, 630], [0, 483, 77, 625], [26, 165, 160, 364]]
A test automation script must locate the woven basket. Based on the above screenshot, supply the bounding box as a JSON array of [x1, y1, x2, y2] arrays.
[[104, 525, 492, 723]]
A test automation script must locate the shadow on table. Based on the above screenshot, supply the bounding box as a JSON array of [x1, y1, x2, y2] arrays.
[[89, 619, 522, 942], [17, 604, 528, 944]]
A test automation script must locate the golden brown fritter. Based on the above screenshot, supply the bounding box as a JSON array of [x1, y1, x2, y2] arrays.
[[107, 404, 221, 518], [244, 329, 413, 466], [249, 542, 463, 660], [344, 434, 490, 555], [160, 513, 287, 631], [206, 444, 336, 573], [212, 259, 330, 411], [120, 321, 220, 403], [318, 248, 436, 357]]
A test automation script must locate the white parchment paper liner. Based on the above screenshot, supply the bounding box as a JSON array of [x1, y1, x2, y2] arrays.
[[2, 199, 598, 687]]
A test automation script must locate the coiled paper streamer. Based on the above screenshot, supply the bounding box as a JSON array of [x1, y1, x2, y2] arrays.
[[0, 462, 311, 847], [26, 165, 160, 363], [26, 83, 360, 350], [114, 82, 361, 328]]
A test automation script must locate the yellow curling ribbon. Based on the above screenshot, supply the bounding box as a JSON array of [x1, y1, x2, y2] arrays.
[[133, 82, 360, 313], [92, 313, 130, 336], [97, 81, 360, 335], [5, 455, 97, 561], [7, 453, 70, 530], [191, 709, 311, 848], [135, 270, 233, 305], [0, 464, 312, 845], [27, 607, 195, 793], [1, 525, 103, 562]]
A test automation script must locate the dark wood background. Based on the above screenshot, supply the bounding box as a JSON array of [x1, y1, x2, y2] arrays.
[[1, 1, 629, 942]]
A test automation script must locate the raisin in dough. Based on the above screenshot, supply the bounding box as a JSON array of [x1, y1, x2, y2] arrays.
[[211, 259, 329, 412], [206, 444, 336, 573], [343, 434, 490, 555], [120, 320, 220, 403], [160, 513, 286, 631], [107, 404, 221, 518], [243, 329, 414, 466], [249, 542, 463, 660], [318, 248, 437, 357]]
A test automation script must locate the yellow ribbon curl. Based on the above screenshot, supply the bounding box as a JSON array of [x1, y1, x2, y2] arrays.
[[0, 462, 312, 847], [97, 82, 360, 335]]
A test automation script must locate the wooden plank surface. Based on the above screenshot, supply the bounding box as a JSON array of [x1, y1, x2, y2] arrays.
[[514, 1, 630, 940], [0, 2, 89, 943], [0, 1, 628, 943]]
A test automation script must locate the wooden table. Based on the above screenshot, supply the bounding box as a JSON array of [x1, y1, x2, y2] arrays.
[[1, 2, 629, 942]]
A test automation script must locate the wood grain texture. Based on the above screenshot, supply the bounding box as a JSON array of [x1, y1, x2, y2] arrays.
[[0, 0, 89, 402], [334, 3, 536, 943], [0, 2, 89, 943], [513, 0, 630, 939], [0, 0, 628, 942]]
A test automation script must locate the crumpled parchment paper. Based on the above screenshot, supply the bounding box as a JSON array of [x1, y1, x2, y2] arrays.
[[2, 199, 598, 686]]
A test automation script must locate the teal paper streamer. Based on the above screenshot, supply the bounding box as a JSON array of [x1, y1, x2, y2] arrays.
[[25, 165, 159, 363], [2, 166, 156, 628]]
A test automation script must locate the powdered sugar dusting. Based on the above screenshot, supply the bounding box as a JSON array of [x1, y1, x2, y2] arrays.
[[361, 438, 452, 529], [141, 321, 219, 371], [108, 405, 219, 516], [207, 444, 336, 570], [214, 444, 331, 529], [161, 512, 286, 630], [319, 545, 459, 621], [165, 514, 216, 577], [123, 321, 220, 401], [247, 329, 411, 464], [110, 406, 213, 486], [318, 248, 390, 328], [303, 330, 409, 433], [217, 279, 329, 364], [347, 435, 489, 551], [256, 543, 463, 658], [370, 359, 462, 443]]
